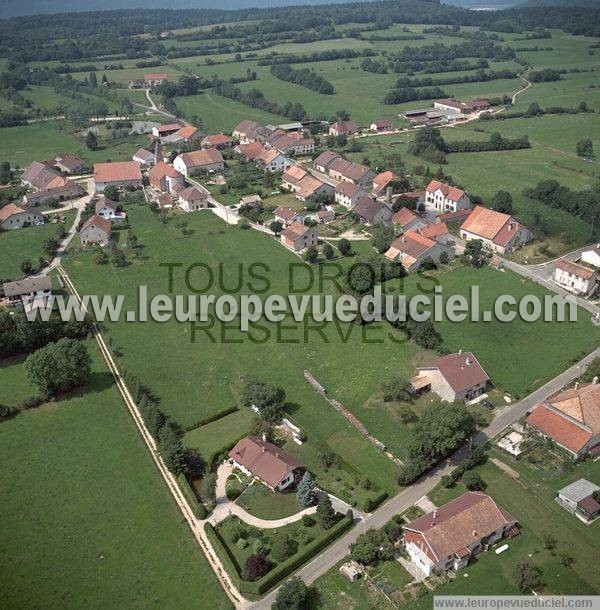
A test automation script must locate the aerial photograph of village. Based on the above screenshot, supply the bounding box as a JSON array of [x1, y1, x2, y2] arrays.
[[0, 0, 599, 608]]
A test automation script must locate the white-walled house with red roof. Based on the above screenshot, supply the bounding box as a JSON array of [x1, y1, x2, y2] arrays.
[[404, 492, 517, 576], [425, 180, 471, 213], [460, 206, 533, 255], [414, 351, 489, 402]]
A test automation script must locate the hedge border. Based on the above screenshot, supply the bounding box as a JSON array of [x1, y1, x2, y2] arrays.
[[181, 405, 239, 433], [204, 512, 354, 596]]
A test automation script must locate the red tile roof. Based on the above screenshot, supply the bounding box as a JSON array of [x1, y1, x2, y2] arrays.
[[420, 222, 448, 239], [419, 352, 489, 394], [460, 206, 526, 247], [527, 404, 593, 453], [392, 207, 418, 227], [93, 161, 142, 184], [405, 492, 515, 563], [179, 186, 206, 202], [178, 148, 223, 168], [176, 124, 200, 139], [426, 180, 465, 203], [81, 213, 111, 235], [274, 206, 299, 222], [149, 162, 181, 181], [0, 203, 31, 221], [203, 133, 234, 146], [229, 436, 304, 488], [236, 142, 266, 161], [281, 221, 311, 241], [555, 259, 597, 281]]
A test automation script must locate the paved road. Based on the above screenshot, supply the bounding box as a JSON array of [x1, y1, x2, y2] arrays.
[[252, 345, 600, 609], [42, 180, 93, 274]]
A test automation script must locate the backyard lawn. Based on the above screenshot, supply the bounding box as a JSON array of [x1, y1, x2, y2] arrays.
[[0, 343, 232, 609], [236, 482, 303, 520]]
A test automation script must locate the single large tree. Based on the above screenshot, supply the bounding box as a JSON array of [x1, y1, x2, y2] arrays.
[[272, 576, 309, 610], [576, 138, 593, 158], [316, 495, 338, 529], [85, 131, 98, 151], [244, 554, 271, 581], [514, 560, 541, 593], [462, 239, 491, 268], [25, 338, 91, 396], [297, 471, 319, 508], [241, 377, 285, 423]]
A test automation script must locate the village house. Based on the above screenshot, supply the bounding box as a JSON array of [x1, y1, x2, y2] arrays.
[[151, 123, 181, 139], [313, 151, 341, 174], [581, 244, 600, 269], [145, 73, 168, 86], [80, 214, 112, 246], [295, 175, 333, 202], [23, 180, 85, 207], [232, 120, 269, 144], [201, 133, 235, 149], [316, 208, 335, 224], [372, 171, 397, 199], [392, 190, 426, 210], [239, 195, 262, 210], [329, 158, 375, 187], [161, 124, 203, 146], [413, 351, 489, 402], [274, 206, 303, 226], [425, 180, 471, 213], [280, 221, 318, 252], [95, 196, 126, 222], [178, 186, 208, 212], [391, 207, 428, 233], [49, 154, 86, 175], [384, 229, 454, 271], [420, 222, 450, 245], [369, 119, 392, 132], [554, 259, 598, 296], [556, 479, 600, 523], [0, 203, 43, 230], [3, 276, 52, 307], [266, 130, 315, 156], [404, 492, 517, 576], [335, 182, 368, 208], [235, 142, 267, 162], [282, 166, 308, 191], [229, 436, 305, 491], [526, 380, 600, 458], [460, 206, 533, 254], [351, 196, 392, 225], [329, 120, 359, 137], [173, 149, 224, 177], [93, 161, 143, 193], [21, 161, 68, 191], [438, 208, 472, 226], [255, 148, 293, 173], [148, 162, 184, 194], [132, 148, 157, 167]]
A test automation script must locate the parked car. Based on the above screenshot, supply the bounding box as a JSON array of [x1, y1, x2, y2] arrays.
[[481, 400, 495, 410]]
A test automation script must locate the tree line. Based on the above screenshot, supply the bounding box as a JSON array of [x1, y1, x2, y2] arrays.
[[270, 64, 335, 95], [393, 68, 517, 89]]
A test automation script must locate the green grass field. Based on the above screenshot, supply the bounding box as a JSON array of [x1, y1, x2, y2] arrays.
[[0, 122, 153, 167], [63, 206, 401, 502], [0, 344, 232, 609], [0, 212, 75, 281]]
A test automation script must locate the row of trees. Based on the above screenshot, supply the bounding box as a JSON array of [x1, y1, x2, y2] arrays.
[[383, 85, 448, 105], [270, 64, 335, 95], [393, 68, 517, 89]]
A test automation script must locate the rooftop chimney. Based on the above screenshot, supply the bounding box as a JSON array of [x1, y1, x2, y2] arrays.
[[575, 382, 579, 390], [262, 433, 267, 442], [465, 356, 471, 366], [593, 376, 599, 385], [472, 530, 477, 537], [459, 349, 462, 354]]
